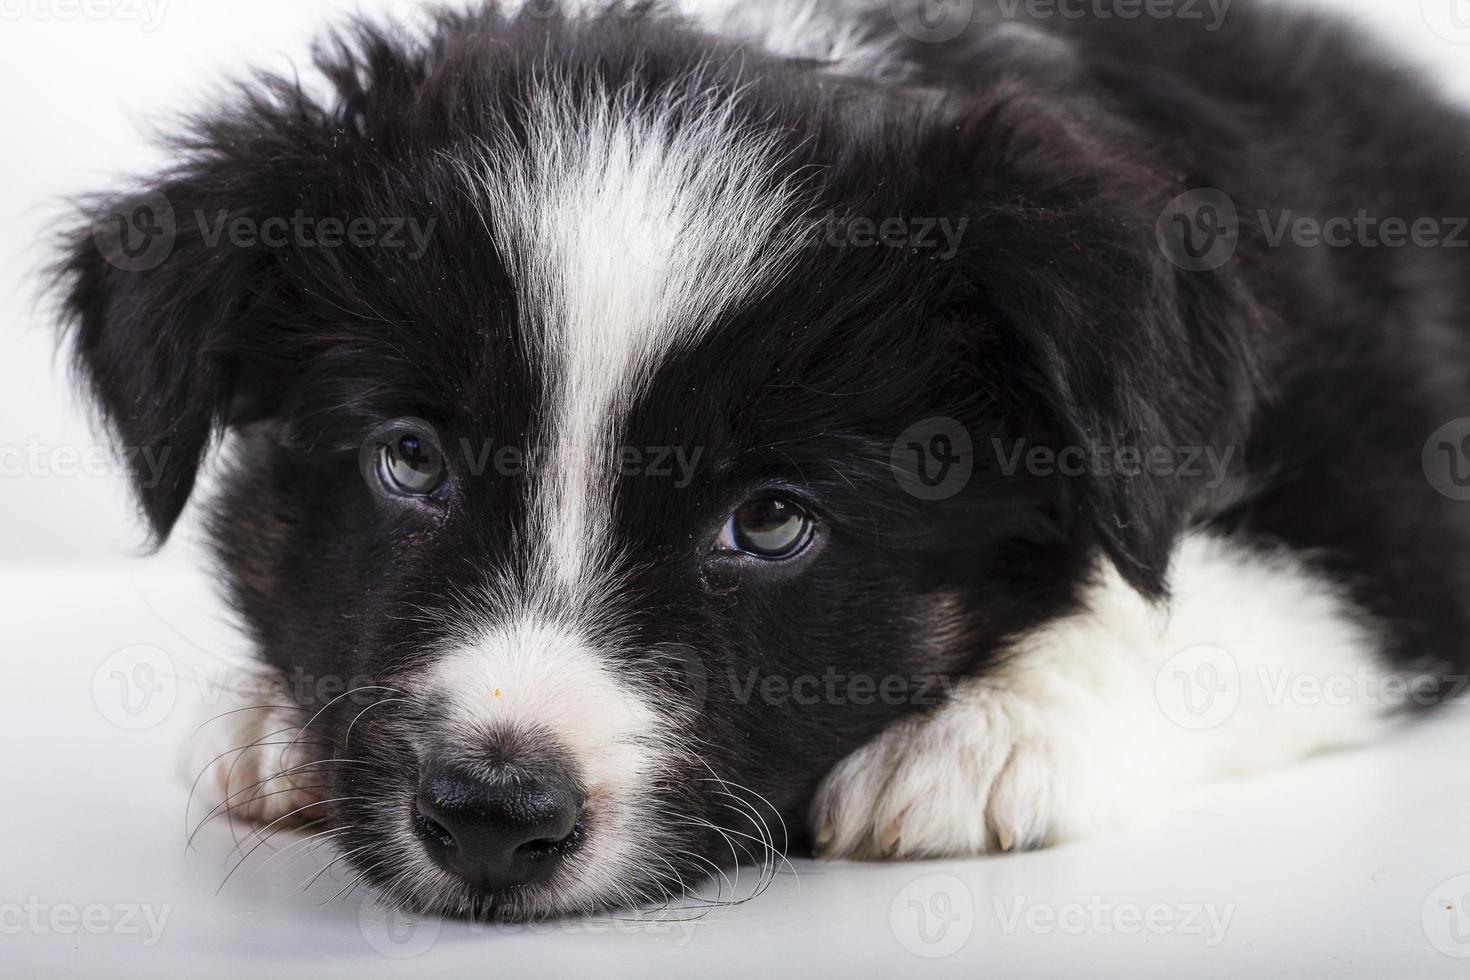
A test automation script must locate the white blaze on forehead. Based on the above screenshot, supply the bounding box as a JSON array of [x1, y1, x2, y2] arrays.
[[469, 73, 811, 595]]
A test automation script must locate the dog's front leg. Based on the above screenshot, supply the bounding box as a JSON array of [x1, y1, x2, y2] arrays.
[[811, 533, 1403, 859]]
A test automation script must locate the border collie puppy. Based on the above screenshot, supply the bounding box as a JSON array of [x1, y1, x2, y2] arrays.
[[53, 0, 1470, 918]]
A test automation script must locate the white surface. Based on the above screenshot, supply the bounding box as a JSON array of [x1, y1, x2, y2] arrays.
[[6, 1, 1470, 976]]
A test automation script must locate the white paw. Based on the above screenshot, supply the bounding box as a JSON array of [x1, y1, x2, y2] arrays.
[[183, 674, 321, 835], [810, 681, 1090, 860], [809, 533, 1402, 861]]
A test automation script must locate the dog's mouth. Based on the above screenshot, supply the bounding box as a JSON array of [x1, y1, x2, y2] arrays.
[[306, 722, 683, 920], [188, 697, 793, 922], [309, 744, 797, 921], [340, 788, 676, 920]]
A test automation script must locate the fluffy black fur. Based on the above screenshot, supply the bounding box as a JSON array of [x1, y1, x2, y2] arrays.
[[51, 0, 1470, 917]]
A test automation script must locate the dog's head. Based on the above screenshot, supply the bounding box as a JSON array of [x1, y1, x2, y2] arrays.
[[53, 4, 1255, 917]]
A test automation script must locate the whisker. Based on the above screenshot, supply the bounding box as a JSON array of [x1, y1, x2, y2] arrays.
[[252, 823, 351, 880], [344, 697, 410, 748], [216, 797, 360, 896], [324, 854, 395, 906], [183, 729, 329, 845], [284, 686, 407, 766], [223, 793, 349, 862], [186, 759, 380, 850], [714, 797, 777, 900], [196, 784, 334, 854], [303, 842, 375, 892], [189, 703, 306, 740]]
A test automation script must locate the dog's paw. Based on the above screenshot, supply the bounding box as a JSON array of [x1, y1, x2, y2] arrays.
[[810, 681, 1088, 860], [183, 676, 320, 834]]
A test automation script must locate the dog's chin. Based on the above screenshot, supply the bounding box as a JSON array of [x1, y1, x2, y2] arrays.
[[368, 855, 578, 923], [342, 826, 713, 921]]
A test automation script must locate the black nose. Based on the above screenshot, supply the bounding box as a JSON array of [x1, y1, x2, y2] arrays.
[[413, 760, 584, 892]]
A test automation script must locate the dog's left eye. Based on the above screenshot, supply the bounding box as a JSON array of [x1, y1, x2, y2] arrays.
[[378, 433, 446, 497], [717, 496, 815, 559]]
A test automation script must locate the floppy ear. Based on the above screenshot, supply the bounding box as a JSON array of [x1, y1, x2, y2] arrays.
[[49, 23, 453, 542], [52, 179, 276, 541], [939, 93, 1264, 597]]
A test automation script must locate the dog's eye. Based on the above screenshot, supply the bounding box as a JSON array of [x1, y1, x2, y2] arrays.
[[718, 496, 814, 559], [379, 433, 446, 497]]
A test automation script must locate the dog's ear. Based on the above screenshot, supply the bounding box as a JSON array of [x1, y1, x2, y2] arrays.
[[936, 93, 1263, 598], [52, 178, 278, 542], [49, 25, 443, 543]]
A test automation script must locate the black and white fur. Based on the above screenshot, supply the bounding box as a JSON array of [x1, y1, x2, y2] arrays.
[[52, 0, 1470, 918]]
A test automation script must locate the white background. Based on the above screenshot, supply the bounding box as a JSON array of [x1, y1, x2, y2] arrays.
[[5, 1, 1470, 977]]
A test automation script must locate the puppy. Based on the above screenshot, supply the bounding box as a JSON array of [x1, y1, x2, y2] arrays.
[[53, 0, 1470, 918]]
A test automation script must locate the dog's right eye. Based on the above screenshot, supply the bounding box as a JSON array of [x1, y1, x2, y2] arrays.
[[378, 432, 447, 497]]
